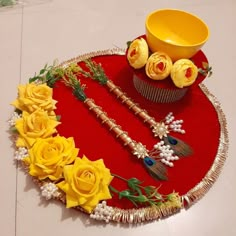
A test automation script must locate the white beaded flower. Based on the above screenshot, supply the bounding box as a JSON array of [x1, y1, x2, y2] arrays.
[[40, 183, 60, 200], [90, 201, 114, 223], [164, 112, 185, 134], [8, 112, 22, 126], [151, 141, 179, 167], [14, 147, 28, 161]]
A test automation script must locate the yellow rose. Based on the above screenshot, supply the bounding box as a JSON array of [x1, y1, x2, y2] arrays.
[[24, 136, 78, 180], [57, 156, 113, 213], [145, 52, 173, 80], [170, 59, 198, 88], [127, 38, 149, 69], [11, 83, 57, 115], [15, 109, 60, 148]]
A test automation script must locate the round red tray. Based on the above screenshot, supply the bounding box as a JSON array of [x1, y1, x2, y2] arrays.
[[50, 49, 228, 223]]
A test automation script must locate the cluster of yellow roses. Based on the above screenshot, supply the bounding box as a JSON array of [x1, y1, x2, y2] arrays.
[[127, 38, 199, 88], [11, 82, 113, 213]]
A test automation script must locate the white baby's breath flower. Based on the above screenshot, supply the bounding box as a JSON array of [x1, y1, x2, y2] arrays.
[[40, 183, 60, 200], [8, 112, 22, 126], [90, 201, 114, 223], [14, 147, 28, 161]]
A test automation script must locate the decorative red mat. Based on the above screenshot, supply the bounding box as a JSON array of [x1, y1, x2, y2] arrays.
[[52, 49, 228, 213]]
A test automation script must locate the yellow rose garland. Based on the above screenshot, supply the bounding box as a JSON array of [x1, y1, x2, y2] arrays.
[[9, 62, 183, 223]]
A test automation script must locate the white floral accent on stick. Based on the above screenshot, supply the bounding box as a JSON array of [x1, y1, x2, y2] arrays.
[[165, 112, 185, 134]]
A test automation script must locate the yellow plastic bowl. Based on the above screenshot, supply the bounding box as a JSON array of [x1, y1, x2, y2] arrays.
[[145, 9, 209, 61]]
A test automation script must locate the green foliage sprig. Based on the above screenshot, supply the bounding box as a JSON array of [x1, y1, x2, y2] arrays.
[[29, 61, 87, 101], [110, 174, 181, 208], [0, 0, 15, 6], [198, 62, 213, 77], [81, 59, 108, 85], [29, 60, 64, 87]]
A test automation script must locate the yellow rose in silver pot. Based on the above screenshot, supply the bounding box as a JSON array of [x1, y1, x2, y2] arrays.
[[145, 52, 172, 80], [127, 38, 149, 69], [170, 59, 198, 88]]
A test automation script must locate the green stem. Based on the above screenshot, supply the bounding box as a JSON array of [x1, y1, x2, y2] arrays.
[[111, 173, 129, 182], [108, 185, 120, 194]]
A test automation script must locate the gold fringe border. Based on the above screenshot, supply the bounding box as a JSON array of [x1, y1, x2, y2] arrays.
[[181, 83, 229, 207], [26, 49, 228, 224]]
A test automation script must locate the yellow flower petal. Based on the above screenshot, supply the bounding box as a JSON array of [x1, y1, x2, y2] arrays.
[[127, 38, 149, 69], [15, 110, 60, 148], [24, 136, 78, 180], [11, 83, 57, 114], [145, 52, 173, 80], [57, 156, 113, 213], [171, 59, 198, 88]]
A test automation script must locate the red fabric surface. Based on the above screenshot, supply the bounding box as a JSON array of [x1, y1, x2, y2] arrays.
[[53, 54, 220, 209]]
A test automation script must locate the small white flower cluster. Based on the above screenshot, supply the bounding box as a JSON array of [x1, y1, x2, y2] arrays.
[[154, 141, 179, 167], [8, 112, 22, 126], [90, 201, 114, 223], [165, 112, 185, 134], [14, 147, 28, 161], [40, 183, 60, 200]]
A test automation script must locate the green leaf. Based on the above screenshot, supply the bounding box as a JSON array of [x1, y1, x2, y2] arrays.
[[39, 68, 46, 75], [143, 186, 156, 196], [126, 41, 132, 48], [118, 190, 132, 199], [132, 195, 147, 203], [9, 126, 18, 133], [73, 87, 87, 101], [29, 76, 42, 83], [127, 178, 142, 190], [56, 115, 61, 121], [202, 62, 209, 69]]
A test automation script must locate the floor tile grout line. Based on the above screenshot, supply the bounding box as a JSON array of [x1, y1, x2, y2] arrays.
[[15, 4, 24, 236]]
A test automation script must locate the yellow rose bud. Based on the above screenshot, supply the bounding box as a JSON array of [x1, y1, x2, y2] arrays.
[[170, 59, 198, 88], [145, 52, 173, 80], [57, 156, 113, 213], [127, 38, 149, 69], [24, 136, 78, 180], [11, 83, 57, 115], [15, 109, 60, 148]]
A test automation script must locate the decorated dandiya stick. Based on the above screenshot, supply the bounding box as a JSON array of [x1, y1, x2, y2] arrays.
[[62, 74, 186, 180], [82, 59, 193, 157], [74, 93, 169, 180]]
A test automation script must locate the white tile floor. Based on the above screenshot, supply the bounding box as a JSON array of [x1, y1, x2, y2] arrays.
[[1, 0, 236, 235]]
